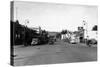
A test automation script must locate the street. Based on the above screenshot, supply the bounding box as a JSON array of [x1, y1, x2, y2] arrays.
[[14, 40, 97, 66]]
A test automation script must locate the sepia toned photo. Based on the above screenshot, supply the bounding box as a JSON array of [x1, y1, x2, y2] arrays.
[[10, 1, 98, 66]]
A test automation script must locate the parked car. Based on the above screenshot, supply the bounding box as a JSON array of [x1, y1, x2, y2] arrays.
[[86, 39, 97, 47], [70, 39, 77, 44], [86, 31, 97, 47], [31, 33, 49, 46], [70, 35, 77, 44], [48, 36, 57, 45]]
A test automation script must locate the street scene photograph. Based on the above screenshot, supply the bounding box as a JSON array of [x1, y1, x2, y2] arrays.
[[11, 1, 98, 66]]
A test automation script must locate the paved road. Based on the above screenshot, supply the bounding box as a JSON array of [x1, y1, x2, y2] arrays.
[[14, 40, 97, 66]]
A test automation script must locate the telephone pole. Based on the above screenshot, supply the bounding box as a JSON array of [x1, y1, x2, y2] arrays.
[[82, 19, 88, 45], [24, 19, 29, 46]]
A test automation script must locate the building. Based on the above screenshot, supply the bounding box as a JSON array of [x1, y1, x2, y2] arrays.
[[77, 27, 84, 43]]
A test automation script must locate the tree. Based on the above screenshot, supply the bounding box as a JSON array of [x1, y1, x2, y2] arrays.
[[92, 25, 97, 31], [61, 30, 68, 34]]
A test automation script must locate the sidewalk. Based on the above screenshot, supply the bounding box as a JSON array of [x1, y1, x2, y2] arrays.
[[13, 45, 40, 60], [13, 45, 25, 49]]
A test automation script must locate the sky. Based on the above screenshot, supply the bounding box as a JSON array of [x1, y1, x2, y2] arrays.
[[13, 1, 98, 32]]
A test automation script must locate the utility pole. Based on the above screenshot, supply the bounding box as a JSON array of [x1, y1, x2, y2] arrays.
[[24, 19, 29, 46], [83, 19, 88, 44]]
